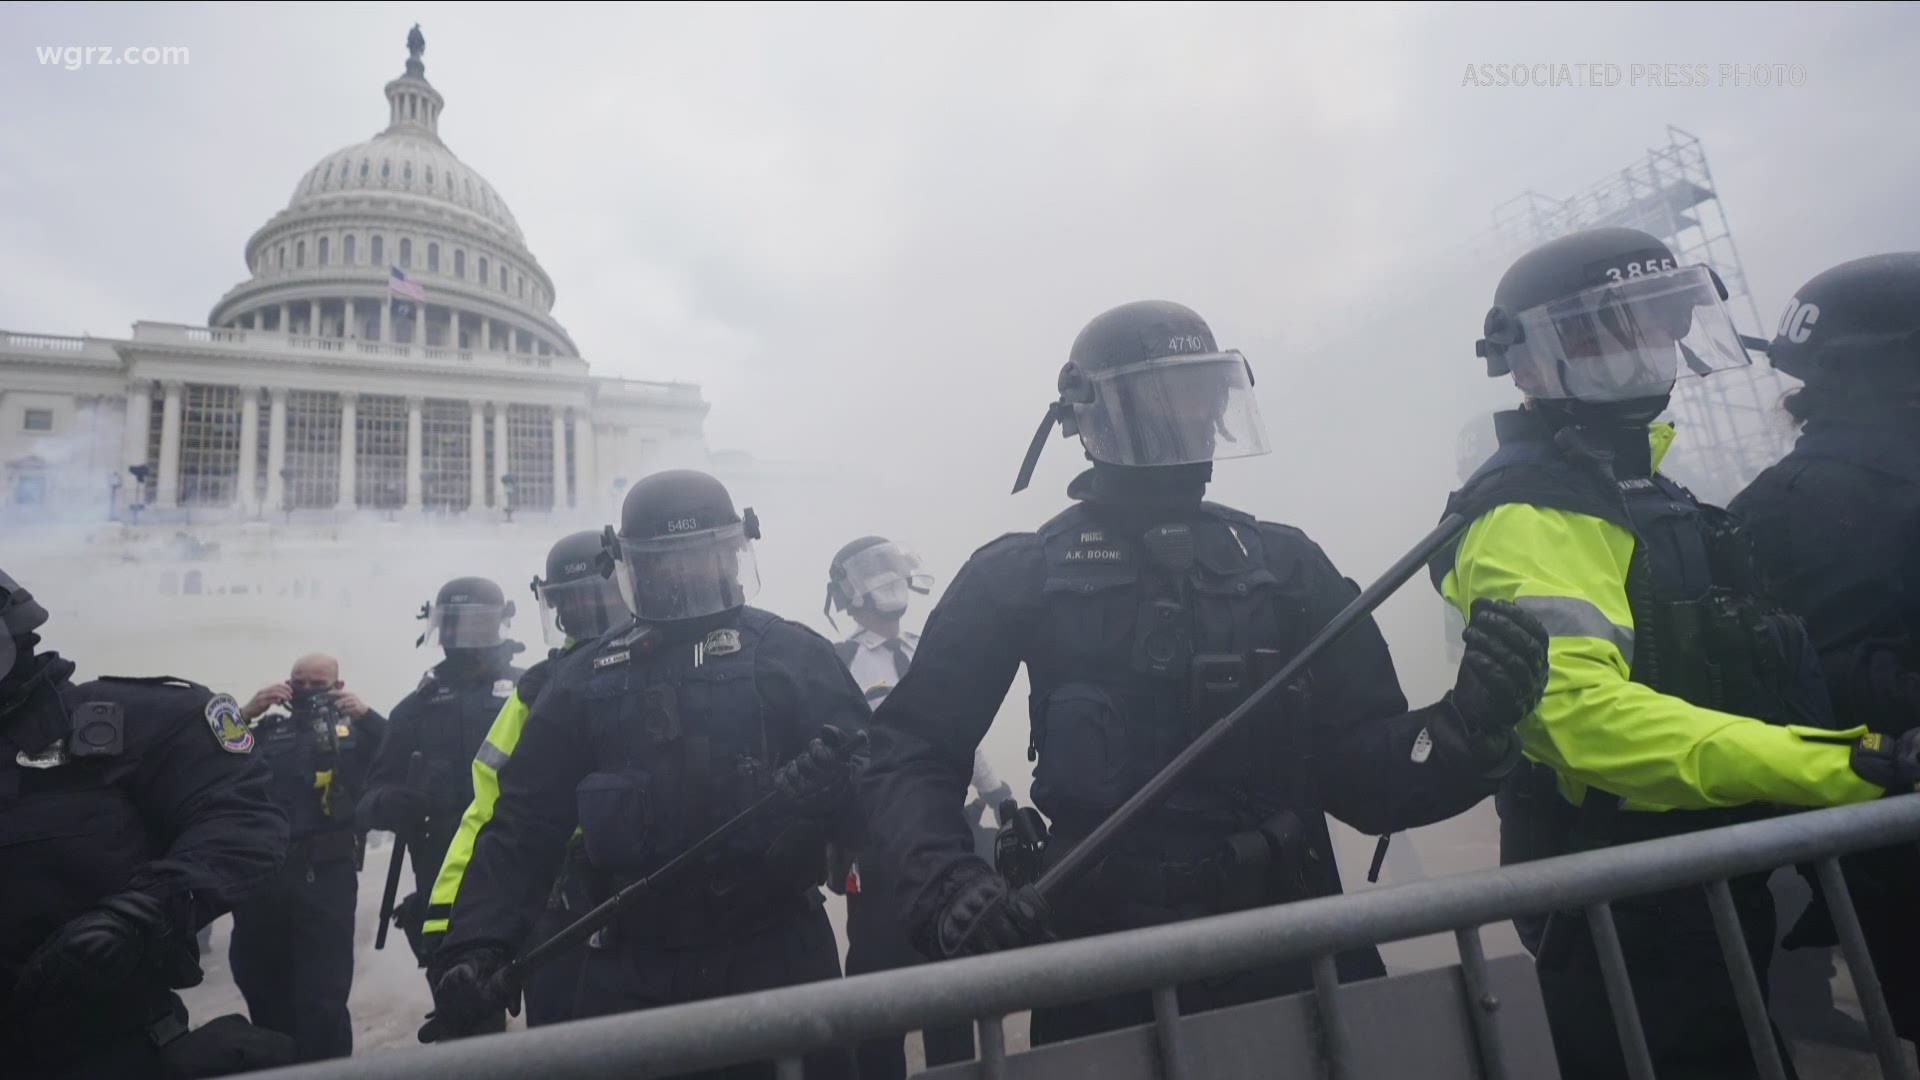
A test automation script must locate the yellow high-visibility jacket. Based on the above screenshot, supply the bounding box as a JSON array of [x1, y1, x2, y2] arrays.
[[1436, 421, 1880, 813]]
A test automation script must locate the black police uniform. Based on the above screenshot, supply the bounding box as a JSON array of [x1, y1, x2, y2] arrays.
[[439, 609, 867, 1079], [357, 645, 521, 960], [1, 670, 291, 1079], [859, 467, 1509, 1046], [1732, 419, 1920, 1039], [1442, 410, 1833, 1079], [227, 700, 385, 1061]]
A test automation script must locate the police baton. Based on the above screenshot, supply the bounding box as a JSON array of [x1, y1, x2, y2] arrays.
[[1032, 513, 1473, 909], [485, 729, 869, 1001], [375, 751, 427, 951]]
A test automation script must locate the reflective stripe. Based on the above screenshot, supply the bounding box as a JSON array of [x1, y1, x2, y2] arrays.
[[1513, 595, 1636, 667], [475, 740, 509, 773], [422, 919, 449, 935]]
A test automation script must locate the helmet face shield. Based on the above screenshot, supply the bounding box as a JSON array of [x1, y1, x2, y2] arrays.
[[1503, 265, 1750, 403], [423, 601, 509, 649], [1072, 352, 1270, 467], [614, 523, 761, 621], [838, 541, 932, 613], [536, 576, 627, 648]]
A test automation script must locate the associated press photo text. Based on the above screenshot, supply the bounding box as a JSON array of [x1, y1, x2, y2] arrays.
[[1460, 63, 1807, 89]]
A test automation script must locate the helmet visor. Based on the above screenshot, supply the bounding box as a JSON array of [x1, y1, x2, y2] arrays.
[[614, 523, 761, 621], [537, 575, 628, 648], [424, 602, 509, 648], [838, 541, 933, 605], [1505, 265, 1751, 403], [1073, 352, 1270, 467]]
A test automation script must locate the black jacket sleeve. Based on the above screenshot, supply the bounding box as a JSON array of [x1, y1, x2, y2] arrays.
[[1264, 525, 1498, 836], [755, 618, 875, 845], [356, 694, 421, 832], [439, 665, 590, 958], [856, 534, 1043, 939], [122, 687, 290, 933]]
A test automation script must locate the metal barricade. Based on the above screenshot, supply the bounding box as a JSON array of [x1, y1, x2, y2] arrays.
[[255, 795, 1920, 1080]]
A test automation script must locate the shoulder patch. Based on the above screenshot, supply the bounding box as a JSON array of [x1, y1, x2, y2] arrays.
[[205, 694, 255, 754], [702, 627, 742, 657], [492, 679, 515, 698]]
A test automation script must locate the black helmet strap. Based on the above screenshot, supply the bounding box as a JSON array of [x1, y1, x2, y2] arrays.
[[1011, 401, 1070, 495]]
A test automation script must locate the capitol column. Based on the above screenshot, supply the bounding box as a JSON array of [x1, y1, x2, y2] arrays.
[[265, 388, 288, 511], [468, 400, 486, 510], [404, 395, 425, 511], [154, 381, 183, 510], [571, 410, 595, 510], [335, 391, 358, 511], [121, 379, 153, 480], [236, 386, 260, 514], [550, 409, 568, 512], [379, 296, 392, 345], [492, 401, 510, 511]]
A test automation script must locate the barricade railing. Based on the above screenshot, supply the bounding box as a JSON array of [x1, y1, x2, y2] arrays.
[[254, 794, 1920, 1080]]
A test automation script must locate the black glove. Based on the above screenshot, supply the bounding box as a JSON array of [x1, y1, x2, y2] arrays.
[[773, 726, 855, 812], [11, 892, 171, 1006], [993, 804, 1049, 889], [375, 786, 431, 831], [419, 945, 515, 1043], [1446, 599, 1551, 773], [1851, 729, 1920, 794], [932, 868, 1050, 959]]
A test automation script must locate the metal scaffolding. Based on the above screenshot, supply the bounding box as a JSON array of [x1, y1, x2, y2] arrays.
[[1490, 126, 1793, 503]]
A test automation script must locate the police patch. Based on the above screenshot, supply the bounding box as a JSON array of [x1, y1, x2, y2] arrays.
[[593, 650, 630, 670], [206, 694, 254, 754], [703, 628, 742, 657], [493, 679, 515, 698]]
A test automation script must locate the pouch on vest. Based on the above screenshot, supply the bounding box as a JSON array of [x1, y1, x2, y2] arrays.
[[1031, 683, 1135, 819], [576, 769, 677, 870]]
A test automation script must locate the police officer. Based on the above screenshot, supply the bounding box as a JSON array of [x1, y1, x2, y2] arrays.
[[357, 576, 524, 964], [428, 471, 866, 1079], [824, 536, 991, 1078], [224, 653, 384, 1062], [0, 568, 294, 1078], [423, 530, 627, 1027], [856, 300, 1552, 1046], [1436, 228, 1920, 1080], [1730, 252, 1920, 1042]]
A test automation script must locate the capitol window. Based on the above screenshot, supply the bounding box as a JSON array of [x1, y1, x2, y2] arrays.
[[518, 275, 525, 299], [277, 245, 286, 269], [425, 165, 434, 187], [499, 266, 507, 291], [382, 159, 391, 180], [323, 163, 333, 184], [344, 234, 357, 264], [428, 242, 439, 272], [22, 409, 53, 433], [371, 235, 384, 265], [454, 250, 465, 278], [319, 237, 330, 266], [400, 238, 412, 268], [360, 160, 369, 180], [404, 161, 413, 183], [478, 256, 488, 283], [296, 240, 306, 268]]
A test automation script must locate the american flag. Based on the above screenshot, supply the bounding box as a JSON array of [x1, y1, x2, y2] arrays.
[[388, 267, 426, 303]]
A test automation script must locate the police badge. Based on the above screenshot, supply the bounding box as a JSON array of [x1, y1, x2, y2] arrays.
[[205, 694, 255, 754]]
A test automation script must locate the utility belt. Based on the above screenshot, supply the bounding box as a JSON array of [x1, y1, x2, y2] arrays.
[[1084, 809, 1311, 920], [288, 828, 360, 867]]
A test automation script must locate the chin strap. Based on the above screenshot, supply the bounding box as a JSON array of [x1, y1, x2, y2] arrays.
[[1011, 402, 1069, 495]]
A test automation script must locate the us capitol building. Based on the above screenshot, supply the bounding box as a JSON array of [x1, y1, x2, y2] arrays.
[[0, 28, 709, 525]]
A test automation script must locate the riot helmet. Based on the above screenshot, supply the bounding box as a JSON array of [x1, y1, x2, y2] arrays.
[[1012, 300, 1269, 493], [824, 535, 933, 629], [531, 530, 626, 648], [605, 470, 761, 622], [417, 576, 513, 649], [0, 568, 50, 682], [1478, 227, 1750, 407], [1767, 253, 1920, 391]]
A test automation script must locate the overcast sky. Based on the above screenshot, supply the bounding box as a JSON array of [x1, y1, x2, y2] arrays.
[[5, 1, 1919, 687]]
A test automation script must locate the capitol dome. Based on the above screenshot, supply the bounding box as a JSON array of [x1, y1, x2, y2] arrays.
[[210, 26, 577, 358]]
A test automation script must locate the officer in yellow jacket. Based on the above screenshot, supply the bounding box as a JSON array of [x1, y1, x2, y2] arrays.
[[1432, 227, 1920, 1080], [422, 530, 627, 1028]]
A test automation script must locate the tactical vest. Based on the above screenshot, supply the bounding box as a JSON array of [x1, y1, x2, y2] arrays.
[[1026, 500, 1316, 861], [571, 609, 811, 941], [1438, 420, 1833, 734], [255, 707, 364, 847]]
